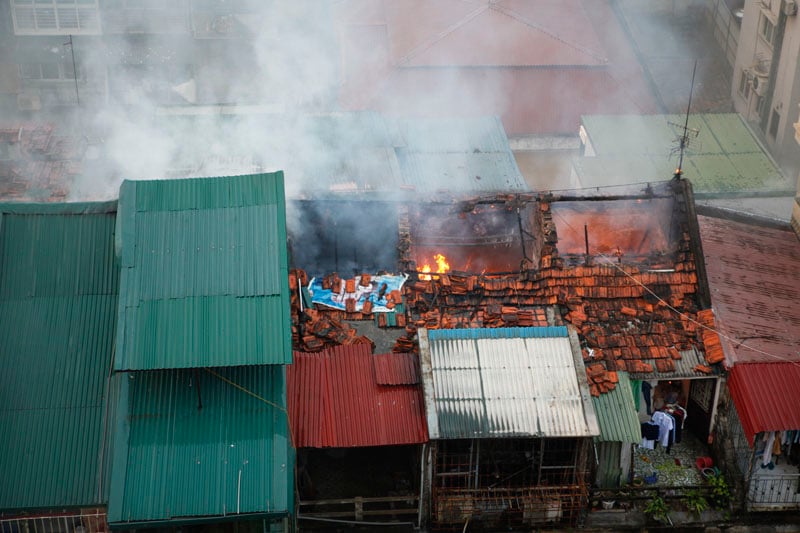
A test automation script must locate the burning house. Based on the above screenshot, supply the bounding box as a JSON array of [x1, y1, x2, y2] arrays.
[[289, 175, 725, 528]]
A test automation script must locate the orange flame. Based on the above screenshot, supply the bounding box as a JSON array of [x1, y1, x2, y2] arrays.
[[420, 253, 451, 280]]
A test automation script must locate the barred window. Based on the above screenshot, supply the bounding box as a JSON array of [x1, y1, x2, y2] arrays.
[[11, 0, 100, 35]]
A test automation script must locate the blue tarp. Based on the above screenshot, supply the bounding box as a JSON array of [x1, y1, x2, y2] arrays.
[[308, 274, 408, 313]]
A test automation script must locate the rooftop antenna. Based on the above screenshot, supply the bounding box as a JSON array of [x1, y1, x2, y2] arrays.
[[670, 60, 699, 180]]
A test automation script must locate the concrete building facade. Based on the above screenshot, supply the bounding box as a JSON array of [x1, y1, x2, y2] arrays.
[[730, 0, 800, 176]]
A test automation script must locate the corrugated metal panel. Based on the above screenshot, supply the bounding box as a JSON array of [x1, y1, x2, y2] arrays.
[[373, 353, 419, 385], [115, 173, 292, 370], [397, 151, 528, 193], [592, 372, 640, 444], [595, 441, 624, 488], [287, 345, 428, 448], [292, 114, 527, 196], [728, 363, 800, 446], [390, 116, 516, 153], [578, 114, 792, 194], [132, 173, 284, 212], [698, 216, 800, 364], [0, 209, 118, 510], [107, 366, 293, 525], [423, 327, 596, 439]]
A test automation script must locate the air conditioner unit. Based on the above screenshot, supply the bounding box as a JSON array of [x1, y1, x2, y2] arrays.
[[752, 74, 769, 96], [784, 0, 798, 15], [17, 92, 42, 111]]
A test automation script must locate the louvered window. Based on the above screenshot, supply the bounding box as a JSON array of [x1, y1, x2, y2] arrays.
[[11, 0, 100, 34]]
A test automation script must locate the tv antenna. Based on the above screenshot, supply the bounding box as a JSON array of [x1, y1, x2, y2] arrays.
[[671, 60, 699, 179]]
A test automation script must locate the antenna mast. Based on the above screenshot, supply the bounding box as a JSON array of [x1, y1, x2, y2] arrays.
[[674, 60, 698, 179]]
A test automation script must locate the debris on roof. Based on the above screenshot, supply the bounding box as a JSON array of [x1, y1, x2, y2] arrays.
[[288, 180, 716, 392], [0, 122, 85, 202]]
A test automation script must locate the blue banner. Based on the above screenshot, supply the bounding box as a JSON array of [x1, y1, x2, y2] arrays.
[[308, 274, 408, 312]]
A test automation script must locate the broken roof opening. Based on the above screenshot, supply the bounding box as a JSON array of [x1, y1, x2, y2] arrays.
[[287, 199, 400, 278], [408, 201, 540, 275], [551, 197, 678, 265]]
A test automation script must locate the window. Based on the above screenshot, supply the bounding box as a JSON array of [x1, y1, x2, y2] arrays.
[[19, 62, 78, 81], [756, 95, 766, 114], [769, 109, 780, 139], [738, 69, 751, 98], [11, 0, 100, 35], [759, 12, 776, 46]]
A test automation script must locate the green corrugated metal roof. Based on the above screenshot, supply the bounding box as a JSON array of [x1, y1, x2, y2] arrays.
[[114, 173, 292, 370], [107, 365, 293, 526], [0, 206, 118, 510], [578, 113, 792, 194], [591, 372, 641, 444]]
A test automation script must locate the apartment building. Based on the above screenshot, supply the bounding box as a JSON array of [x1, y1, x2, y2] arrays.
[[729, 0, 800, 174]]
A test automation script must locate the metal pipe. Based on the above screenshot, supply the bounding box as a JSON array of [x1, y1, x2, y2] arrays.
[[418, 443, 426, 529], [296, 516, 418, 527], [584, 224, 589, 257], [298, 276, 304, 312], [474, 440, 480, 489], [237, 469, 242, 514], [66, 35, 80, 106]]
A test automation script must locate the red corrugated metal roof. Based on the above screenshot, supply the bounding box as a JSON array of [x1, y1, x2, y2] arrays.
[[336, 0, 657, 135], [373, 352, 420, 385], [287, 344, 428, 448], [698, 216, 800, 364], [728, 363, 800, 446], [384, 0, 606, 67]]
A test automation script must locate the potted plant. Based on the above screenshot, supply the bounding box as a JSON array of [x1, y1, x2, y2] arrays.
[[707, 473, 732, 511], [682, 489, 708, 519], [644, 494, 671, 526]]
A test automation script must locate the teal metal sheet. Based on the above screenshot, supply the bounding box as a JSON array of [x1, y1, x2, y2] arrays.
[[115, 173, 292, 370], [397, 151, 528, 193], [0, 208, 118, 510], [578, 113, 791, 194], [390, 116, 516, 153], [591, 371, 641, 444], [107, 366, 293, 526]]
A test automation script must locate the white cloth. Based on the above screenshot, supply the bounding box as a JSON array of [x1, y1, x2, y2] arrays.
[[652, 411, 675, 448], [762, 431, 776, 466], [640, 438, 655, 450]]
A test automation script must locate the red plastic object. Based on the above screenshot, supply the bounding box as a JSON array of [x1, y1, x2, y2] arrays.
[[695, 456, 713, 470]]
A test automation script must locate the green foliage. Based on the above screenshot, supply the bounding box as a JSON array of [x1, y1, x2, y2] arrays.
[[683, 489, 708, 517], [644, 494, 670, 524], [706, 473, 731, 509]]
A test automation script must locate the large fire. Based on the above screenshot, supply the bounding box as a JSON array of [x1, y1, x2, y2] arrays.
[[419, 253, 450, 280]]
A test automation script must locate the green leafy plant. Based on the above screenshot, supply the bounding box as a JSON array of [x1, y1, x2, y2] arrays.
[[682, 489, 708, 517], [644, 494, 670, 524], [707, 473, 731, 509]]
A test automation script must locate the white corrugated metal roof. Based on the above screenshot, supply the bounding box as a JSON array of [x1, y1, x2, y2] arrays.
[[420, 327, 599, 439]]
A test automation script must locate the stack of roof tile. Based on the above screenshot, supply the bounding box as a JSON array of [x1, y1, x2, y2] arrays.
[[586, 363, 619, 397], [696, 309, 725, 366]]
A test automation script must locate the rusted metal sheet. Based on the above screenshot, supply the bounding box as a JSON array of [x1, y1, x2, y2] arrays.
[[728, 363, 800, 446], [287, 344, 428, 448], [420, 327, 599, 439], [698, 215, 800, 364]]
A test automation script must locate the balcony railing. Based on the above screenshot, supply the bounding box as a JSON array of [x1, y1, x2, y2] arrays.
[[748, 474, 800, 510], [0, 510, 107, 533]]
